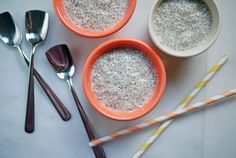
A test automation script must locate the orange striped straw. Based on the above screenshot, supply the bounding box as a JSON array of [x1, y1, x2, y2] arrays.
[[89, 89, 236, 147]]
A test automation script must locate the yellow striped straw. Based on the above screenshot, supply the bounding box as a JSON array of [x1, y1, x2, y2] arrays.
[[133, 55, 229, 158]]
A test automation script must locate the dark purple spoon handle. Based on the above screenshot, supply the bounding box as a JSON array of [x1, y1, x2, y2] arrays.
[[33, 70, 71, 121], [70, 86, 106, 158], [25, 56, 35, 133], [22, 51, 71, 121]]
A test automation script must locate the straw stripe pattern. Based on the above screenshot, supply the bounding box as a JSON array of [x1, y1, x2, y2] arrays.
[[89, 88, 236, 147], [132, 55, 229, 158]]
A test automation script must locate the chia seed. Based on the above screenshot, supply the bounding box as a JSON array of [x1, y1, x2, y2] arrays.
[[64, 0, 129, 32], [91, 47, 158, 112], [152, 0, 212, 51]]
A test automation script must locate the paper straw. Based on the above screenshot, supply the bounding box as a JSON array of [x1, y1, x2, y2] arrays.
[[89, 88, 236, 147], [133, 55, 229, 158]]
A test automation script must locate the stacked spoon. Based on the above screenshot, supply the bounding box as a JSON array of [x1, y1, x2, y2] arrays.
[[0, 12, 71, 133]]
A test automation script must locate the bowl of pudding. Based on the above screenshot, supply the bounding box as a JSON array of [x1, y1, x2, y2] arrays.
[[53, 0, 137, 38], [148, 0, 220, 57], [82, 39, 166, 121]]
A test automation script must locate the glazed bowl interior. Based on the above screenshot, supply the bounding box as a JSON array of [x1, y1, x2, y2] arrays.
[[148, 0, 221, 58], [53, 0, 137, 38], [82, 39, 166, 121]]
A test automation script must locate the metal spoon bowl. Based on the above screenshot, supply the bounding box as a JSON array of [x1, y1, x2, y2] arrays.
[[25, 10, 49, 49], [0, 12, 22, 48]]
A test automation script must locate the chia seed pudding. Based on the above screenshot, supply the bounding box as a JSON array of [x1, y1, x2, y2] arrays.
[[152, 0, 212, 51], [91, 47, 157, 112], [64, 0, 129, 32]]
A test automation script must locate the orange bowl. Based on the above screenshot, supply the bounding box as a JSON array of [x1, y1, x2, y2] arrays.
[[53, 0, 137, 38], [83, 39, 166, 121]]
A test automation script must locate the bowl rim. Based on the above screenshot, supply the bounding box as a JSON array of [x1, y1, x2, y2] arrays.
[[53, 0, 137, 38], [82, 38, 166, 121], [148, 0, 221, 58]]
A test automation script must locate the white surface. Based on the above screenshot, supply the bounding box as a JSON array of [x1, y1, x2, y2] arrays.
[[0, 0, 235, 158]]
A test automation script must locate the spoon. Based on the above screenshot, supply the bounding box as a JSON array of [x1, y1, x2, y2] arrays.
[[46, 44, 106, 158], [25, 10, 49, 133], [0, 12, 71, 133]]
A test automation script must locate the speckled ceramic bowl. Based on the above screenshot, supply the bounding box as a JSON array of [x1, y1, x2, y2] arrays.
[[149, 0, 221, 58]]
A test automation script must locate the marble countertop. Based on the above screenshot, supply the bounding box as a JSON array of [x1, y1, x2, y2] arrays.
[[0, 0, 236, 158]]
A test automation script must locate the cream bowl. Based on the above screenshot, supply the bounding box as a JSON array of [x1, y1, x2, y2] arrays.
[[148, 0, 221, 58]]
